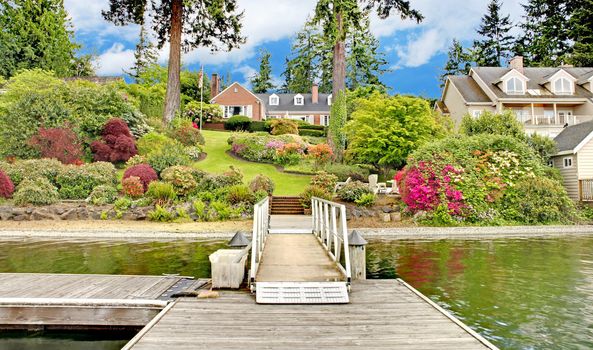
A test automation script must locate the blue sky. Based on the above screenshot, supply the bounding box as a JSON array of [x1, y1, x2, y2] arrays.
[[64, 0, 524, 98]]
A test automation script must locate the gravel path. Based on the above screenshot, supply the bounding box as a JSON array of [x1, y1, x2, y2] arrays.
[[1, 221, 593, 240]]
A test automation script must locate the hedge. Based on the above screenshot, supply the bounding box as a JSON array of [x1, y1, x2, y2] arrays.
[[299, 129, 325, 137]]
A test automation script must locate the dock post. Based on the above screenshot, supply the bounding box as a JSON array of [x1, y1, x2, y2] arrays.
[[348, 230, 367, 280]]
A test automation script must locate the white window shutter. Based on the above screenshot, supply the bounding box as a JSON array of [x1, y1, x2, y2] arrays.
[[246, 105, 253, 117]]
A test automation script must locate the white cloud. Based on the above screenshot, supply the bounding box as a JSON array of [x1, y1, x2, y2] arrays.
[[96, 43, 135, 75], [65, 0, 527, 75], [234, 65, 257, 86]]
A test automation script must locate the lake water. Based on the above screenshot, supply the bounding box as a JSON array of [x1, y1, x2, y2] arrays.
[[0, 236, 592, 349]]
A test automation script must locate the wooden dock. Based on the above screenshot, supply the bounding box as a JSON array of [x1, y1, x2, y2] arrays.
[[125, 279, 497, 350], [0, 273, 198, 330]]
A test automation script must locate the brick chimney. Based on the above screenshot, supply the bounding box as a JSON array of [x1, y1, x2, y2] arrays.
[[509, 56, 524, 73], [312, 84, 319, 104], [211, 73, 220, 98]]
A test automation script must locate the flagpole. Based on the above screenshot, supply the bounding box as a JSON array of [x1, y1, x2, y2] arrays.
[[199, 66, 204, 130]]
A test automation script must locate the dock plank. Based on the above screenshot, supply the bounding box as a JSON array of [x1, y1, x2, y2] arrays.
[[128, 279, 497, 350]]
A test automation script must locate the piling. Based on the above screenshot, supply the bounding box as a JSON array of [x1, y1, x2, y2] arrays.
[[348, 230, 367, 280]]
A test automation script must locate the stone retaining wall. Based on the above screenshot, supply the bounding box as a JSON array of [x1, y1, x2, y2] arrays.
[[0, 203, 153, 221]]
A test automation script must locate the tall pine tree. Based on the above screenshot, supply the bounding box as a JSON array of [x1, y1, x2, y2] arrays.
[[250, 49, 275, 93], [103, 0, 245, 124], [440, 39, 473, 86], [0, 0, 80, 78], [127, 21, 159, 80], [346, 12, 388, 89], [515, 0, 571, 66], [568, 0, 593, 66], [472, 0, 513, 66], [282, 20, 319, 93]]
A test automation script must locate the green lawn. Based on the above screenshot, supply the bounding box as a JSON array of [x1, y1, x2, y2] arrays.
[[194, 130, 311, 196]]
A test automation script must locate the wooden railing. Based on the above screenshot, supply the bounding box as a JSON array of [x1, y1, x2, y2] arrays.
[[249, 197, 270, 291], [580, 179, 593, 202], [311, 197, 352, 287]]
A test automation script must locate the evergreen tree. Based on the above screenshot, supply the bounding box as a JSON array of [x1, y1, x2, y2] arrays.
[[282, 20, 319, 93], [472, 0, 514, 66], [103, 0, 245, 123], [568, 0, 593, 66], [440, 39, 473, 86], [250, 49, 275, 93], [346, 13, 388, 90], [127, 22, 159, 80], [515, 0, 571, 66], [0, 0, 80, 78]]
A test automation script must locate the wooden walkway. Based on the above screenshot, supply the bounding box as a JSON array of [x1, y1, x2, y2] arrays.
[[126, 279, 497, 350], [0, 273, 197, 330], [269, 214, 313, 233], [256, 234, 343, 282]]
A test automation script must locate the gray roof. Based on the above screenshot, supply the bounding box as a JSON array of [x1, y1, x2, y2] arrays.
[[471, 67, 593, 99], [256, 93, 331, 113], [577, 70, 593, 84], [554, 120, 593, 153], [448, 76, 492, 103]]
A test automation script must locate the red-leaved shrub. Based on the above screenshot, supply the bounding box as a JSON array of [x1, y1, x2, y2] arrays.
[[123, 164, 158, 191], [0, 170, 14, 199], [91, 118, 137, 163], [28, 127, 83, 164], [122, 176, 144, 198]]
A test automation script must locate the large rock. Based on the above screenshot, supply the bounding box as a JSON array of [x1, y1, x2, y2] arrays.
[[59, 208, 78, 220], [31, 208, 59, 221]]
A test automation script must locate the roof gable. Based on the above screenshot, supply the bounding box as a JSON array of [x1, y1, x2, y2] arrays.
[[554, 120, 593, 154], [542, 68, 577, 84], [210, 82, 261, 103]]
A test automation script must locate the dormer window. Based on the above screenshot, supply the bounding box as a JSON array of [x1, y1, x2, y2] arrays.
[[294, 94, 304, 105], [328, 94, 332, 106], [269, 94, 279, 106], [506, 77, 525, 94], [553, 77, 573, 95]]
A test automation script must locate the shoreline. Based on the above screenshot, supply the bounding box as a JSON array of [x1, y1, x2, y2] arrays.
[[1, 220, 593, 240]]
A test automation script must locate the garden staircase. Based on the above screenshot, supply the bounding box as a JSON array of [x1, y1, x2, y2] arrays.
[[270, 196, 304, 215]]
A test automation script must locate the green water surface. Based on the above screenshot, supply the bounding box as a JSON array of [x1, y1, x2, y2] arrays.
[[0, 236, 592, 349]]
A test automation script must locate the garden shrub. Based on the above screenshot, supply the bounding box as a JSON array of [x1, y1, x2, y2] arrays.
[[249, 174, 275, 195], [323, 163, 369, 182], [183, 101, 223, 122], [300, 185, 332, 208], [274, 143, 304, 166], [210, 201, 232, 220], [0, 170, 15, 199], [185, 146, 201, 161], [146, 181, 177, 205], [337, 181, 373, 202], [310, 171, 338, 193], [224, 115, 251, 131], [136, 132, 177, 156], [229, 133, 305, 164], [254, 189, 269, 202], [192, 199, 211, 221], [28, 126, 83, 164], [122, 176, 145, 198], [13, 178, 60, 206], [123, 164, 158, 191], [84, 162, 118, 186], [125, 155, 147, 167], [114, 197, 132, 211], [226, 185, 255, 205], [146, 143, 191, 174], [168, 118, 205, 146], [501, 177, 577, 224], [90, 118, 138, 163], [299, 129, 325, 137], [55, 166, 95, 200], [88, 185, 118, 205], [307, 143, 333, 168], [148, 205, 174, 222], [4, 159, 64, 186], [249, 121, 269, 132], [161, 166, 198, 196], [269, 119, 298, 135], [355, 193, 376, 207]]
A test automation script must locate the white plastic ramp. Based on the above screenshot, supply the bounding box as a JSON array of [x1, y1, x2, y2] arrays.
[[256, 282, 349, 304]]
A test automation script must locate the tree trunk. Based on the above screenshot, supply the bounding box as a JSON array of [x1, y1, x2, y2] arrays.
[[332, 11, 346, 98], [162, 0, 182, 124]]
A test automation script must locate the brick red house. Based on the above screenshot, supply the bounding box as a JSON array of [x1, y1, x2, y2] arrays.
[[209, 74, 332, 126]]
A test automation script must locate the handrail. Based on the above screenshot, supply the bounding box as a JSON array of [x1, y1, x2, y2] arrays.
[[249, 196, 270, 292], [311, 197, 352, 287]]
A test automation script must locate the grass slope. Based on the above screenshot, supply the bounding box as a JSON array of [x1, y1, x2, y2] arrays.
[[194, 130, 311, 196]]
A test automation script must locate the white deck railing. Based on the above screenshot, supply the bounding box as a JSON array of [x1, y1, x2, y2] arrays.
[[249, 196, 270, 292], [311, 197, 352, 286]]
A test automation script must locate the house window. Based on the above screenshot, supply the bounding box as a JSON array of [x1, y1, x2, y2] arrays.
[[322, 115, 329, 126], [224, 105, 245, 118], [328, 94, 332, 105], [554, 78, 573, 95], [294, 94, 304, 105], [563, 157, 573, 168], [269, 95, 279, 105], [506, 77, 524, 94]]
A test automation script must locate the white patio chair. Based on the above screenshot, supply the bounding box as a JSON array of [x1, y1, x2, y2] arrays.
[[334, 177, 351, 193]]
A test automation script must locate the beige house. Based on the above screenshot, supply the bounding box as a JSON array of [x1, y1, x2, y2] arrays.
[[551, 121, 593, 201], [209, 74, 331, 126], [437, 57, 593, 138]]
